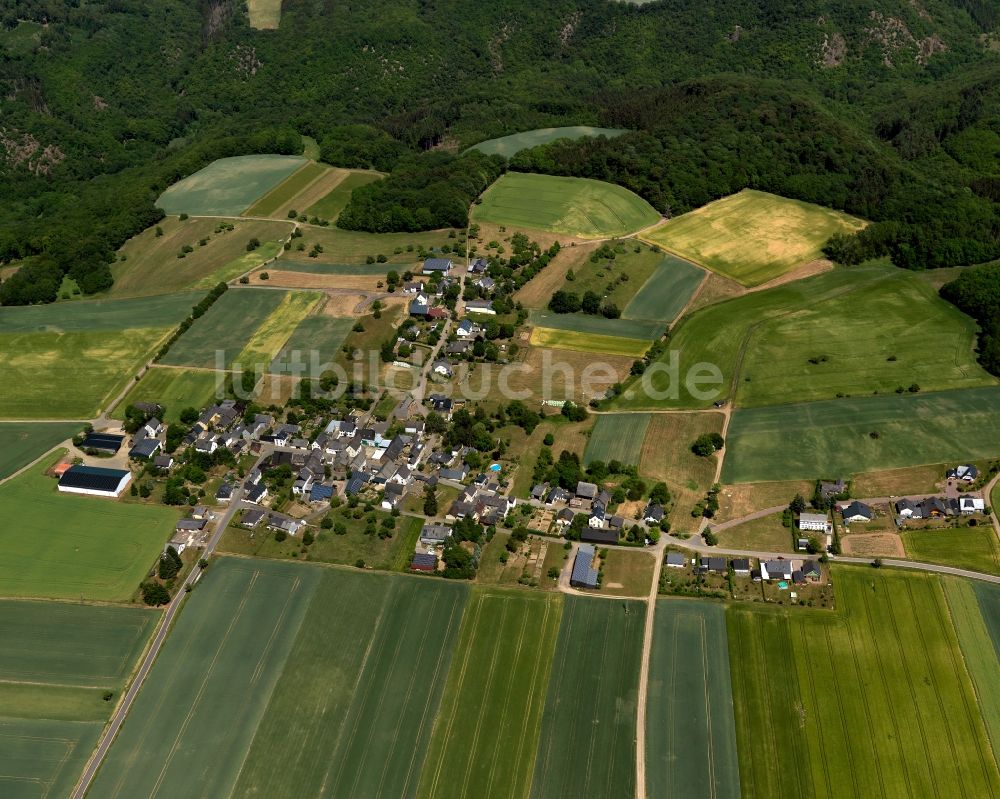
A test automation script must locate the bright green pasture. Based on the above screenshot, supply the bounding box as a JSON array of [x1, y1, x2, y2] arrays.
[[418, 589, 562, 799], [722, 386, 1000, 483], [647, 600, 740, 799], [473, 172, 660, 239], [244, 161, 328, 217], [728, 567, 1000, 799], [269, 315, 354, 375], [0, 459, 178, 601], [583, 412, 650, 466], [624, 254, 705, 324], [232, 569, 468, 799], [528, 309, 664, 340], [643, 189, 865, 286], [0, 717, 102, 799], [307, 171, 383, 220], [160, 287, 288, 369], [902, 527, 1000, 574], [0, 423, 81, 478], [90, 558, 321, 799], [156, 154, 306, 216], [467, 126, 628, 158], [112, 367, 222, 423], [611, 262, 997, 410], [531, 595, 644, 799]]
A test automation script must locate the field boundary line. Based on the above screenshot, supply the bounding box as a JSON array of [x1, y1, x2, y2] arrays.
[[484, 597, 527, 796], [818, 625, 854, 799]]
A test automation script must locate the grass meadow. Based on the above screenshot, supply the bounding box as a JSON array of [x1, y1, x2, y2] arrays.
[[531, 595, 644, 799], [902, 527, 1000, 574], [112, 367, 222, 423], [728, 567, 1000, 799], [473, 172, 661, 239], [467, 126, 627, 158], [598, 549, 656, 596], [646, 600, 740, 799], [529, 326, 650, 357], [623, 254, 705, 324], [503, 345, 634, 406], [278, 225, 457, 265], [642, 189, 865, 286], [232, 569, 468, 799], [247, 0, 281, 28], [156, 154, 306, 216], [243, 161, 329, 217], [528, 309, 663, 340], [307, 170, 384, 220], [112, 216, 292, 297], [417, 589, 562, 799], [584, 412, 651, 466], [612, 262, 996, 410], [0, 422, 81, 478], [0, 458, 178, 600], [555, 246, 662, 312], [722, 386, 1000, 483]]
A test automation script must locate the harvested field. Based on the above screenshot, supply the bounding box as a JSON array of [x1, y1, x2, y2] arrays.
[[529, 326, 649, 357], [467, 126, 627, 158], [584, 413, 650, 466], [514, 244, 599, 309], [598, 549, 655, 596], [841, 532, 906, 557], [715, 480, 814, 523], [255, 374, 302, 407], [250, 268, 386, 291], [503, 345, 634, 405], [306, 170, 383, 220], [852, 463, 945, 497]]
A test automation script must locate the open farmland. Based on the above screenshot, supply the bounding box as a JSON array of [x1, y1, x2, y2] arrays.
[[552, 245, 662, 312], [902, 527, 1000, 574], [275, 260, 396, 275], [723, 386, 1000, 483], [0, 718, 102, 799], [728, 567, 1000, 799], [112, 367, 222, 423], [467, 126, 627, 158], [417, 589, 562, 799], [89, 558, 322, 799], [642, 189, 865, 286], [514, 244, 597, 309], [623, 254, 705, 324], [473, 173, 660, 239], [584, 412, 651, 466], [269, 314, 354, 375], [531, 595, 644, 799], [504, 345, 634, 405], [307, 170, 384, 220], [0, 292, 197, 419], [244, 161, 330, 217], [528, 309, 663, 340], [0, 458, 179, 600], [529, 326, 650, 357], [111, 216, 292, 297], [160, 287, 288, 369], [231, 569, 468, 799], [156, 154, 306, 216], [611, 263, 997, 410], [646, 600, 740, 799], [277, 225, 457, 265], [0, 422, 81, 478], [233, 290, 321, 371]]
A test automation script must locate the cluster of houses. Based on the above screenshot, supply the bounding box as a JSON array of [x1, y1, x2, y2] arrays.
[[528, 480, 664, 544], [664, 552, 822, 584], [895, 495, 985, 520]]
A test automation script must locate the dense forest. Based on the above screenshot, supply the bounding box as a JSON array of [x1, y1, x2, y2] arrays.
[[941, 263, 1000, 375], [0, 0, 999, 303]]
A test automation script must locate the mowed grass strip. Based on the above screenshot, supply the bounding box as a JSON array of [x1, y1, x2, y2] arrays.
[[528, 308, 663, 340], [0, 422, 81, 478], [112, 367, 222, 424], [584, 412, 650, 466], [467, 126, 627, 158], [417, 589, 562, 799], [232, 570, 468, 799], [307, 170, 383, 220], [729, 567, 1000, 799], [0, 458, 179, 601], [723, 386, 1000, 483], [269, 314, 354, 375], [89, 558, 321, 799], [156, 154, 306, 217], [902, 527, 1000, 575], [647, 600, 740, 799], [529, 326, 649, 358], [473, 172, 661, 239], [642, 189, 865, 287], [160, 287, 288, 369], [243, 161, 329, 217], [233, 290, 321, 371], [623, 254, 705, 324], [531, 594, 644, 799], [0, 717, 102, 799]]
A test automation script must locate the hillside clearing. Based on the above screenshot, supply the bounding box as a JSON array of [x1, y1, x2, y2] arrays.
[[306, 171, 384, 220], [467, 126, 628, 158]]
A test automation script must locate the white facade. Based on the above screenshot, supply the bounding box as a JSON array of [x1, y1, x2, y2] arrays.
[[798, 513, 828, 532], [57, 472, 132, 498]]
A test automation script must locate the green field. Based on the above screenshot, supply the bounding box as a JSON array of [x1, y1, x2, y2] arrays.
[[723, 386, 1000, 483], [728, 567, 1000, 799], [231, 569, 468, 799], [584, 412, 651, 466], [274, 259, 396, 275], [307, 171, 383, 220], [0, 422, 81, 478], [467, 126, 628, 158], [552, 245, 663, 313], [531, 595, 644, 799], [530, 326, 650, 357], [112, 367, 222, 423], [112, 216, 292, 297], [612, 263, 996, 411], [473, 172, 661, 239], [417, 589, 562, 799], [642, 189, 865, 286], [244, 161, 328, 217], [269, 315, 354, 375], [0, 458, 179, 600], [0, 292, 199, 419], [156, 154, 306, 217], [527, 308, 664, 340], [277, 226, 456, 265], [647, 600, 740, 799], [902, 527, 1000, 574], [233, 291, 321, 370], [0, 717, 103, 799], [623, 254, 705, 324], [90, 558, 322, 798], [160, 287, 289, 369]]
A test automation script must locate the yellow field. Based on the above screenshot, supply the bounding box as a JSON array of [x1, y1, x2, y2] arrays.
[[248, 0, 281, 29], [529, 326, 649, 357], [642, 189, 865, 287], [234, 291, 321, 370]]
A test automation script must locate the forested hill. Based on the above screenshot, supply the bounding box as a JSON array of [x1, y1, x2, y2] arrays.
[[1, 0, 999, 302]]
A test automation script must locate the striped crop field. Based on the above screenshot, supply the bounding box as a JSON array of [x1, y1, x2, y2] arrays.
[[583, 412, 651, 466]]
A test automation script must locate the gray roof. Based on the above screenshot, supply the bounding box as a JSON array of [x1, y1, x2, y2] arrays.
[[665, 551, 686, 567], [423, 258, 452, 272], [570, 545, 599, 588]]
